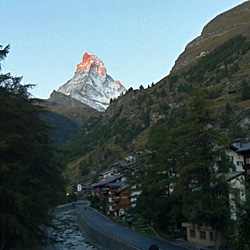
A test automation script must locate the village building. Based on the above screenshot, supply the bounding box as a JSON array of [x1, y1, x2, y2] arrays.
[[182, 140, 249, 248], [232, 140, 250, 174], [105, 182, 131, 216], [130, 184, 142, 208], [91, 174, 126, 197]]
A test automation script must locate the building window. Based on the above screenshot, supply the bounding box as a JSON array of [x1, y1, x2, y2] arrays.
[[246, 158, 250, 164], [210, 232, 213, 241], [190, 229, 196, 238], [237, 161, 244, 166], [200, 231, 206, 240]]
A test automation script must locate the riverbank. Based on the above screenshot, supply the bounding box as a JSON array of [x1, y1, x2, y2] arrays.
[[43, 202, 200, 250], [43, 202, 102, 250]]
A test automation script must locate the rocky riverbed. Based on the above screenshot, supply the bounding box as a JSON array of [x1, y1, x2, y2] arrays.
[[43, 206, 102, 250]]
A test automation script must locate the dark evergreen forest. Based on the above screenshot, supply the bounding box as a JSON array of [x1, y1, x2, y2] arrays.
[[0, 45, 66, 250]]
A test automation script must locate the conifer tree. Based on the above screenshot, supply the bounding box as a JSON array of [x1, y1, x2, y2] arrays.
[[138, 89, 234, 244], [173, 89, 232, 245], [0, 45, 66, 250], [135, 121, 183, 232]]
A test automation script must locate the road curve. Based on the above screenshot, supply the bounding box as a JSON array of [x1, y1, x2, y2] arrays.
[[77, 203, 187, 250]]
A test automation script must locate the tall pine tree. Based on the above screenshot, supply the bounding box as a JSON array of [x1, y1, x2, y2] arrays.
[[174, 89, 232, 246], [0, 45, 66, 250], [137, 89, 234, 245], [134, 112, 184, 234]]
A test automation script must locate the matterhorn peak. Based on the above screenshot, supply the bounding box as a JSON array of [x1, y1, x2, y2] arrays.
[[76, 52, 107, 79], [57, 52, 127, 112]]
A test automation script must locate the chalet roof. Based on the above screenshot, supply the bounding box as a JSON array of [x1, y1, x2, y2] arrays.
[[228, 138, 250, 151], [99, 169, 114, 176], [109, 181, 126, 188], [116, 184, 130, 193], [103, 181, 130, 193], [191, 171, 244, 191], [120, 162, 130, 167], [97, 187, 109, 194], [83, 185, 92, 190], [91, 174, 125, 189], [211, 171, 244, 187], [111, 161, 132, 168], [236, 141, 250, 153], [223, 171, 244, 182]]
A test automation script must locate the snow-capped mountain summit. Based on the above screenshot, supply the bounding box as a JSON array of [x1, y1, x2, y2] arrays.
[[57, 52, 127, 111]]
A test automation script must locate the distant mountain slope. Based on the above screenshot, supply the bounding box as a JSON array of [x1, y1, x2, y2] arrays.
[[172, 1, 250, 73], [33, 91, 101, 126], [40, 111, 79, 147], [32, 91, 101, 147], [62, 2, 250, 185], [57, 52, 127, 111]]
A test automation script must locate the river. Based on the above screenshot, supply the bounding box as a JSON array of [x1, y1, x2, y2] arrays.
[[43, 206, 104, 250]]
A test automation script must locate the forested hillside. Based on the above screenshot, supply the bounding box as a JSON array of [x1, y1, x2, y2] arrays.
[[63, 33, 250, 185], [40, 111, 79, 147]]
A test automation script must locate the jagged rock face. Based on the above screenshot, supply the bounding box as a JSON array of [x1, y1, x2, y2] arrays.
[[47, 90, 93, 108], [171, 1, 250, 73], [57, 52, 127, 112]]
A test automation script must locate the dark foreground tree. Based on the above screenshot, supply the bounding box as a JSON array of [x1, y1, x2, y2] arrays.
[[139, 89, 234, 246], [227, 181, 250, 250], [238, 186, 250, 249], [139, 123, 182, 232], [173, 89, 233, 247], [0, 45, 66, 250]]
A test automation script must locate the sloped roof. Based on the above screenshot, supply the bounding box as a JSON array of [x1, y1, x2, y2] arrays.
[[191, 171, 244, 191], [236, 142, 250, 153], [91, 174, 125, 188], [222, 171, 244, 182], [116, 184, 130, 193]]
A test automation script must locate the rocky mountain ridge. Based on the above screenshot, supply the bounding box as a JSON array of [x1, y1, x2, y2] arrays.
[[33, 91, 100, 126], [172, 1, 250, 73], [57, 52, 127, 112]]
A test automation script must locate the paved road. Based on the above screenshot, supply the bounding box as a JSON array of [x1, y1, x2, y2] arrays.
[[77, 203, 187, 250]]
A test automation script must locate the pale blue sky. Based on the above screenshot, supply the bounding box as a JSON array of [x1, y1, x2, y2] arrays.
[[1, 0, 248, 99]]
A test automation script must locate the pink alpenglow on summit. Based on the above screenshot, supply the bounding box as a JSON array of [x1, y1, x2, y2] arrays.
[[57, 52, 127, 111], [76, 52, 107, 78], [114, 80, 124, 87]]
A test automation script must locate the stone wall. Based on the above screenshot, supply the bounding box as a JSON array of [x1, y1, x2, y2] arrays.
[[54, 203, 76, 213], [76, 208, 139, 250]]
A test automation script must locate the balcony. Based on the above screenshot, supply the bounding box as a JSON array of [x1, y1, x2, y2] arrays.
[[113, 196, 120, 201]]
